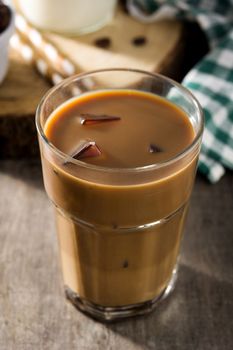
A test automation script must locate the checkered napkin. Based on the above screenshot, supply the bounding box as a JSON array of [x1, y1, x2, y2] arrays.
[[127, 0, 233, 183]]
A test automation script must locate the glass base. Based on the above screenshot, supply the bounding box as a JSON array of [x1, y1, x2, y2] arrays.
[[65, 267, 177, 322]]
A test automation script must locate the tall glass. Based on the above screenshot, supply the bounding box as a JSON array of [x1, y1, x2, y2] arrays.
[[36, 69, 203, 321]]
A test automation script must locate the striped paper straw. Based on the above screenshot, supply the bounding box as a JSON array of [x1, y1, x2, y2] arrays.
[[12, 13, 94, 90], [10, 32, 64, 85]]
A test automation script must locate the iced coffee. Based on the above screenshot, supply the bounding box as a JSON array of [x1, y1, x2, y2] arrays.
[[36, 70, 203, 321]]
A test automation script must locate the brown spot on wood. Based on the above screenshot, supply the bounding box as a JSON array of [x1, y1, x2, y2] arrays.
[[94, 37, 111, 49], [132, 36, 147, 46]]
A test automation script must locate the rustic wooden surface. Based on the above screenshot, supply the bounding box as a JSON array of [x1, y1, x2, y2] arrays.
[[0, 50, 50, 158], [0, 4, 184, 158], [0, 160, 232, 350]]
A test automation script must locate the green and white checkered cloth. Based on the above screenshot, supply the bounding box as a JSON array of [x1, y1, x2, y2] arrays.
[[127, 0, 233, 183]]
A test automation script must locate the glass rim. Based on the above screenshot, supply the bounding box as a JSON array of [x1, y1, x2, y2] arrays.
[[35, 68, 204, 174]]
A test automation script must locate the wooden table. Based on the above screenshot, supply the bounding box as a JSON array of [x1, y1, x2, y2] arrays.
[[0, 160, 232, 350]]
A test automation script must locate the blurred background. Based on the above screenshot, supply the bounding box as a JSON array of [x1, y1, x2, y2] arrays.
[[0, 0, 208, 158], [0, 1, 232, 349]]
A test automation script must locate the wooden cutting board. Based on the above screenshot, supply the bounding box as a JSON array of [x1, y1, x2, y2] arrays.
[[0, 6, 184, 158]]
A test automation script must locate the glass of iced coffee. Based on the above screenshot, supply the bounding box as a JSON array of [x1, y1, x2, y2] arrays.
[[36, 69, 203, 321]]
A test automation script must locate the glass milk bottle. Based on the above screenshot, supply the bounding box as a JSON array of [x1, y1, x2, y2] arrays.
[[17, 0, 117, 34]]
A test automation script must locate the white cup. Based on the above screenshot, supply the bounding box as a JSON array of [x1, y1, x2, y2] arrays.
[[17, 0, 117, 35]]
